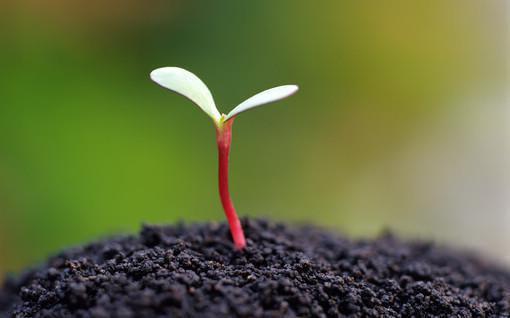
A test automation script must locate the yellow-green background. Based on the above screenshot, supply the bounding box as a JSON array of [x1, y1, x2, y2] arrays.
[[1, 0, 508, 276]]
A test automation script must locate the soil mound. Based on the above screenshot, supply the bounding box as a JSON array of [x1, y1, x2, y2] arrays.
[[1, 219, 509, 317]]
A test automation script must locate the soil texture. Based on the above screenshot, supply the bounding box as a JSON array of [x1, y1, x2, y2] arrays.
[[1, 219, 509, 317]]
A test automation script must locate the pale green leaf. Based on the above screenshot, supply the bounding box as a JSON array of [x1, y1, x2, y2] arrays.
[[150, 67, 221, 122], [225, 85, 298, 120]]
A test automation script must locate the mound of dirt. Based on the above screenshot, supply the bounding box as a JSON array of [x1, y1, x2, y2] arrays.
[[1, 219, 509, 317]]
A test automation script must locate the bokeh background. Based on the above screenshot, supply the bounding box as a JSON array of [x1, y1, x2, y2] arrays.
[[0, 0, 509, 277]]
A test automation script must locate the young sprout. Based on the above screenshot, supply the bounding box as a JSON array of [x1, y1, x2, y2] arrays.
[[150, 67, 298, 250]]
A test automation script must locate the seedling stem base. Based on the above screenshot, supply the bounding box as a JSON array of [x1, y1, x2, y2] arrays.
[[216, 118, 246, 249]]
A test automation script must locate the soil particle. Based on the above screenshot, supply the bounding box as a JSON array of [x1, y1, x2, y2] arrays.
[[1, 219, 509, 317]]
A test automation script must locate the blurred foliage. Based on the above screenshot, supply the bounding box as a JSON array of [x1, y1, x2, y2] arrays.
[[0, 0, 507, 274]]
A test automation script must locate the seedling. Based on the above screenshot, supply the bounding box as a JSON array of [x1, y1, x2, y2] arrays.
[[150, 67, 298, 249]]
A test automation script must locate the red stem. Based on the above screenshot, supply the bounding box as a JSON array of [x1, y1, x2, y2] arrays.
[[216, 118, 246, 250]]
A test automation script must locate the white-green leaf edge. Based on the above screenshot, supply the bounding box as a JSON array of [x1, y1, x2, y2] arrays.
[[225, 85, 299, 120], [150, 67, 221, 122]]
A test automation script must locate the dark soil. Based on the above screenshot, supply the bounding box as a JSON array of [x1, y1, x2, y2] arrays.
[[1, 219, 509, 317]]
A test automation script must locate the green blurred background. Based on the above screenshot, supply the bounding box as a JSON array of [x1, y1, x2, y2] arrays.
[[0, 0, 508, 276]]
